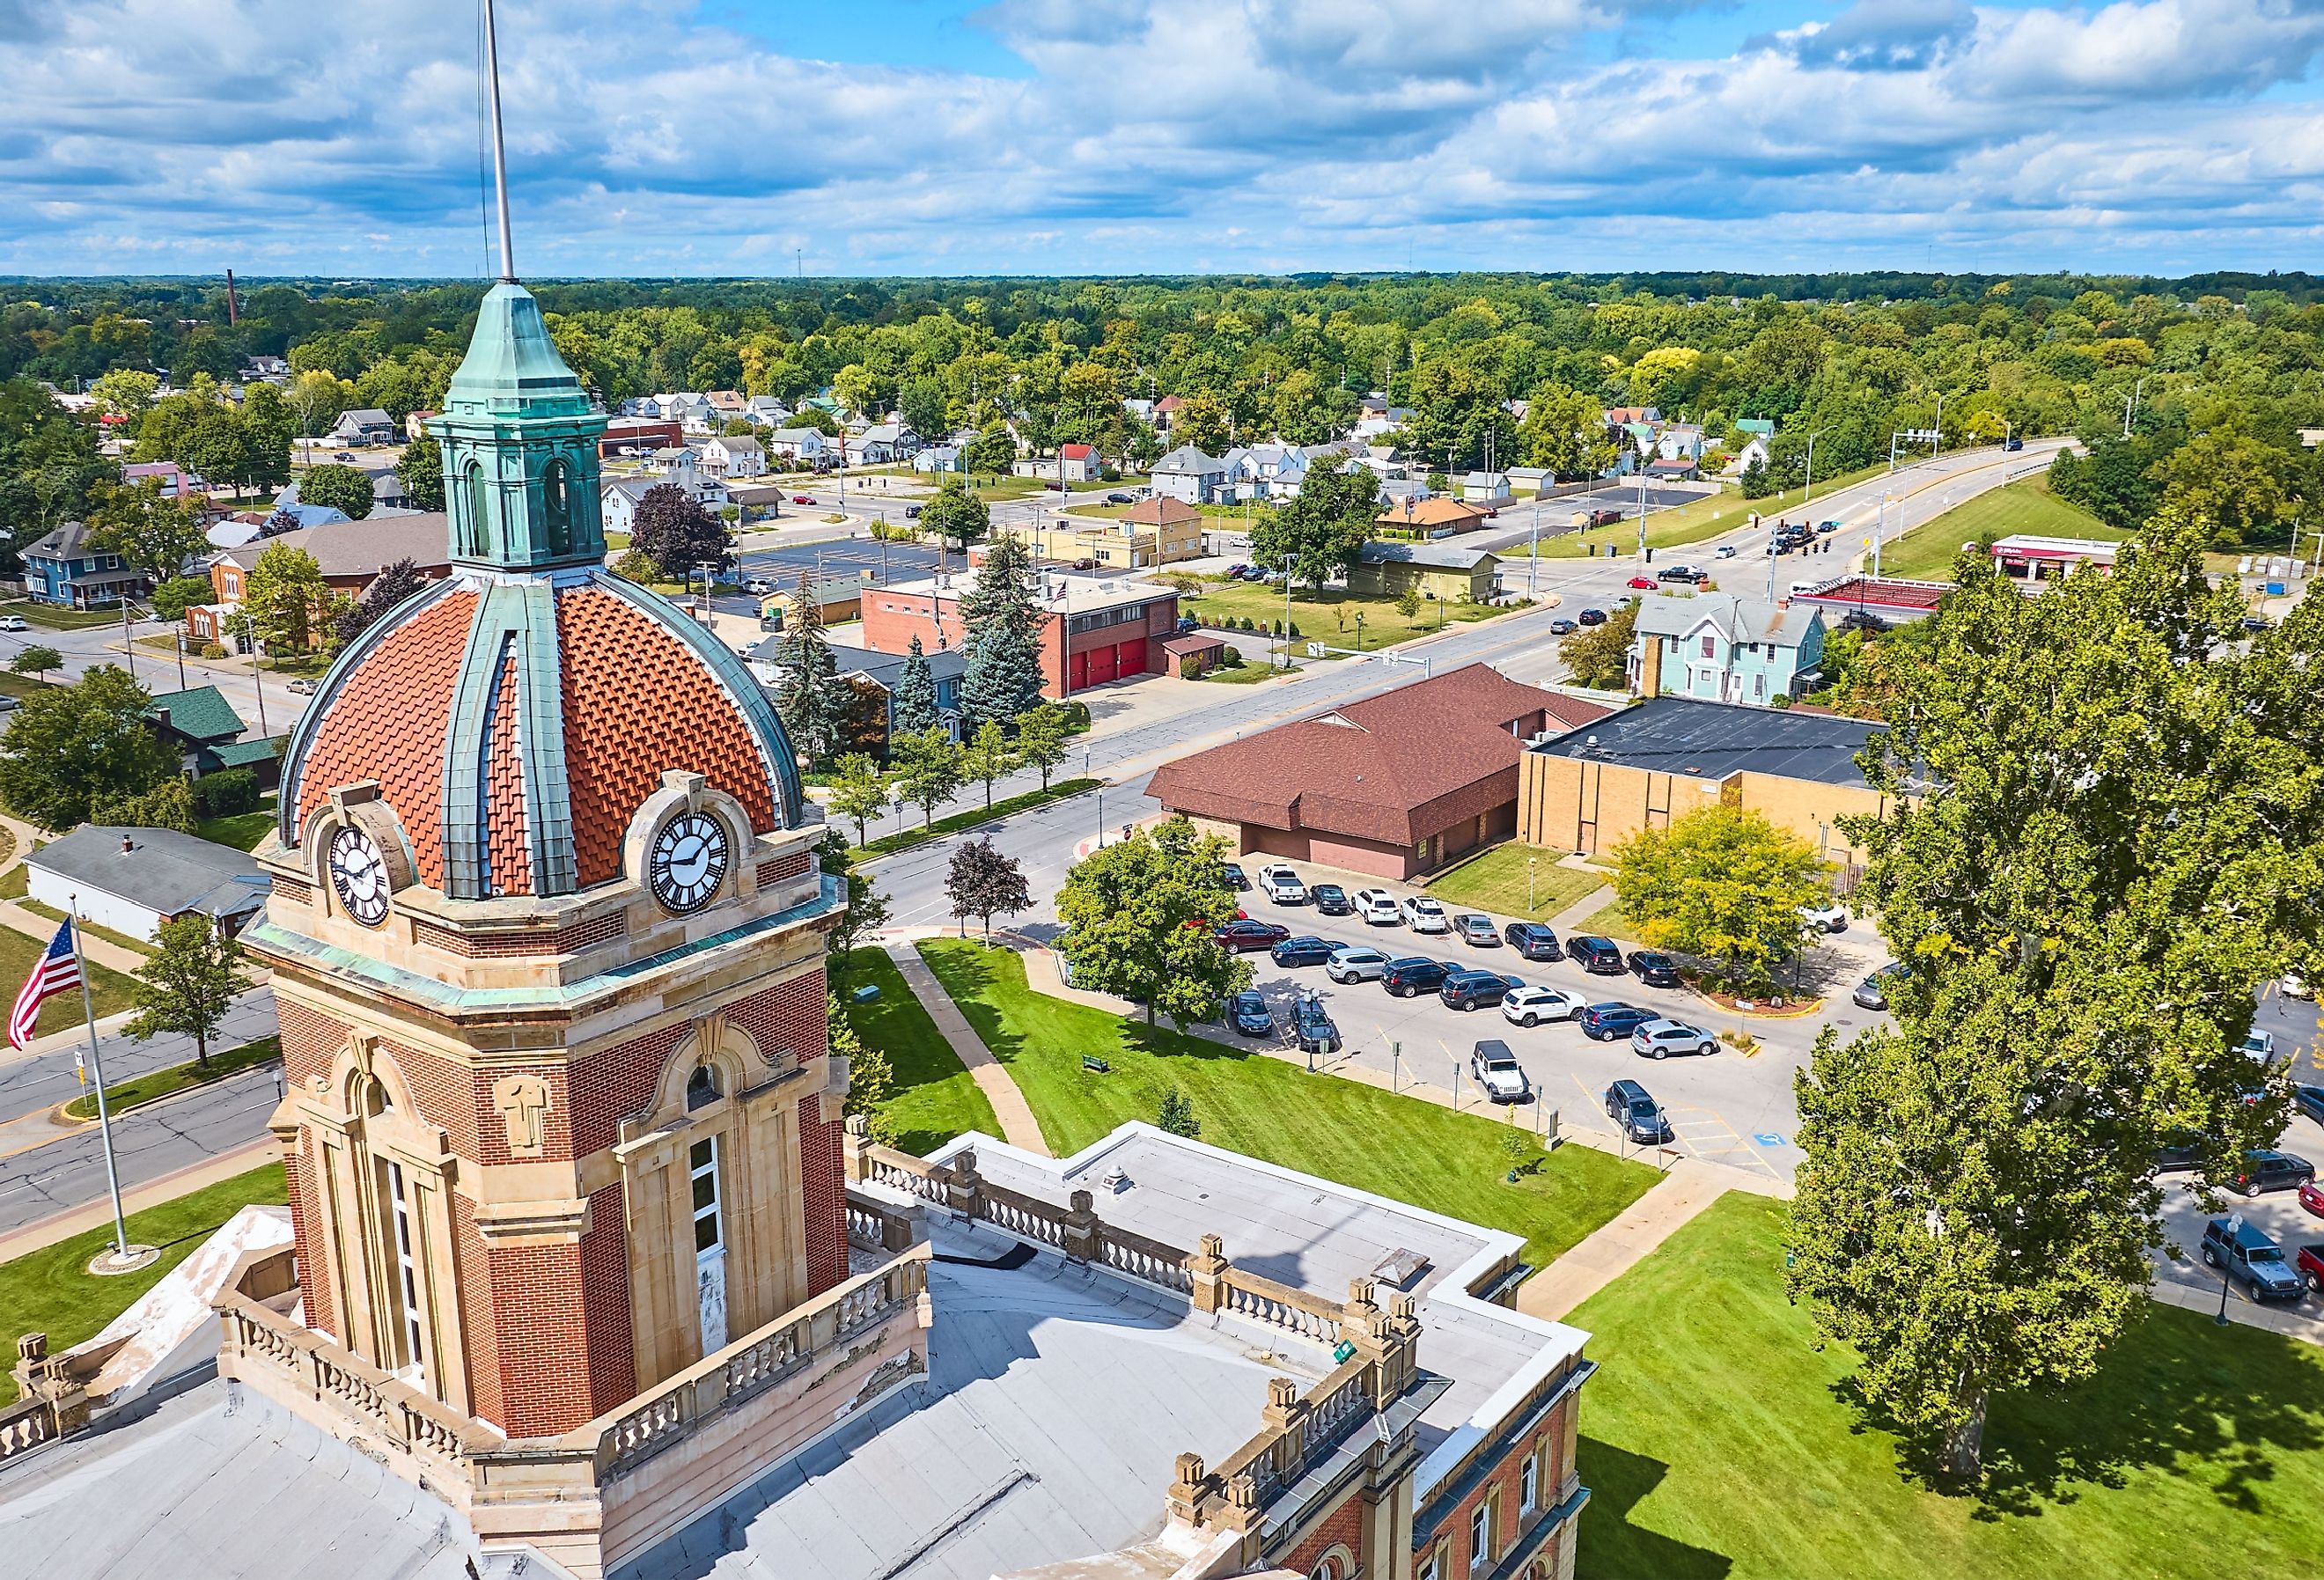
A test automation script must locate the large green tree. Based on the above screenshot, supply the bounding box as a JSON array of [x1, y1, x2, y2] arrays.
[[396, 437, 445, 512], [0, 665, 177, 830], [771, 573, 854, 762], [297, 462, 375, 521], [124, 914, 253, 1069], [1249, 460, 1379, 589], [242, 540, 343, 653], [87, 476, 210, 584], [1789, 518, 2322, 1483], [957, 533, 1046, 731], [1610, 805, 1828, 991], [1055, 816, 1251, 1025], [890, 725, 963, 827], [1557, 603, 1636, 688], [891, 635, 938, 736], [920, 477, 989, 552]]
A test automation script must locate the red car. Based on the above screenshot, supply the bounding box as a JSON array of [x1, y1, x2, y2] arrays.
[[1213, 920, 1290, 952], [2300, 1242, 2324, 1295], [1627, 576, 1658, 591], [2301, 1179, 2324, 1217], [791, 493, 815, 505]]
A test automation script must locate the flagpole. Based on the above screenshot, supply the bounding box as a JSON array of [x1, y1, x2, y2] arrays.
[[68, 895, 131, 1260]]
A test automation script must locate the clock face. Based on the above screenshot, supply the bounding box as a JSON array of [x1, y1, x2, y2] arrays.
[[651, 812, 731, 914], [327, 826, 391, 927]]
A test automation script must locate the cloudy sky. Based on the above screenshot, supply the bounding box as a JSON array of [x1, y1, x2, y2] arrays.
[[4, 0, 2321, 278]]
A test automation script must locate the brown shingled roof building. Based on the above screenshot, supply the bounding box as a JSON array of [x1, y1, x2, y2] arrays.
[[1146, 663, 1616, 879]]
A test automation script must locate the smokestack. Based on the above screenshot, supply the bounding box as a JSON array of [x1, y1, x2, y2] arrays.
[[224, 269, 239, 326]]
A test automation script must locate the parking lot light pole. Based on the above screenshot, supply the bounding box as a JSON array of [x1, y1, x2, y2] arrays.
[[1528, 855, 1538, 914]]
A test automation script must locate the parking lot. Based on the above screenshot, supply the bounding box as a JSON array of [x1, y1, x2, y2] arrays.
[[2154, 1117, 2324, 1317]]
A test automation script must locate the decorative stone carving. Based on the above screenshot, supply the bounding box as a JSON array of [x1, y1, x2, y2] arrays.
[[493, 1073, 554, 1157]]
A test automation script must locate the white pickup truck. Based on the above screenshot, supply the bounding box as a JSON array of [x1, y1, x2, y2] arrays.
[[1257, 864, 1307, 905]]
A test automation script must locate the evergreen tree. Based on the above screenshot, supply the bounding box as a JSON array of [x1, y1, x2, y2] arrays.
[[891, 635, 938, 737], [771, 573, 854, 762], [957, 533, 1047, 731], [334, 557, 431, 645]]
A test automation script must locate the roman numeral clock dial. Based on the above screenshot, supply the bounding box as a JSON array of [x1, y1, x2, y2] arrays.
[[650, 812, 732, 914]]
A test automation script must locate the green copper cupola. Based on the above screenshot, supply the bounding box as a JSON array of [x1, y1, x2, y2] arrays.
[[434, 282, 609, 571]]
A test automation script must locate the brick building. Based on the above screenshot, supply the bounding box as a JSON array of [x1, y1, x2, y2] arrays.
[[190, 513, 455, 648], [860, 571, 1181, 695]]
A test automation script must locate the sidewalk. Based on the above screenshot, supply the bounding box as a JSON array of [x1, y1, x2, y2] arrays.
[[879, 937, 1050, 1157], [1514, 1162, 1733, 1322], [0, 1136, 282, 1265]]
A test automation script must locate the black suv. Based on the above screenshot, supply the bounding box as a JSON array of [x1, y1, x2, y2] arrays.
[[1269, 936, 1344, 968], [1311, 884, 1353, 916], [1380, 957, 1452, 997], [1441, 969, 1514, 1011], [1627, 950, 1682, 988], [1578, 1003, 1657, 1041], [1569, 935, 1626, 974], [1604, 1078, 1673, 1144], [2201, 1216, 2305, 1304], [2230, 1149, 2316, 1198], [1504, 922, 1563, 961]]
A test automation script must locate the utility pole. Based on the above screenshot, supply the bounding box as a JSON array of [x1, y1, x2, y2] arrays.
[[2122, 378, 2143, 439], [1802, 430, 1820, 505]]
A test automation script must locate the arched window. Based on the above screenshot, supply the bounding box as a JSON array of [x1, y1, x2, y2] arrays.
[[465, 461, 494, 557], [543, 457, 572, 554], [686, 1063, 722, 1112]]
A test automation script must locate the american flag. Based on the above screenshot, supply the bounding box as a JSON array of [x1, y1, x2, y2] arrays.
[[8, 921, 81, 1049]]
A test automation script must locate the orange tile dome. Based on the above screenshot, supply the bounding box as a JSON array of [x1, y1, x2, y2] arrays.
[[277, 570, 804, 899]]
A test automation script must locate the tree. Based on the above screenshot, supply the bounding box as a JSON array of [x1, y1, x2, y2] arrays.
[[1250, 459, 1379, 589], [1394, 585, 1423, 621], [960, 719, 1018, 812], [898, 376, 948, 445], [333, 558, 431, 645], [90, 370, 159, 435], [242, 541, 342, 653], [9, 645, 61, 684], [1558, 603, 1636, 689], [298, 463, 375, 522], [0, 665, 176, 831], [123, 913, 252, 1070], [920, 476, 989, 552], [829, 990, 898, 1145], [396, 437, 445, 512], [87, 477, 209, 584], [1013, 702, 1071, 790], [1053, 816, 1250, 1025], [771, 573, 854, 763], [1173, 391, 1231, 454], [964, 425, 1017, 478], [816, 830, 888, 987], [827, 753, 889, 847], [1609, 805, 1826, 991], [958, 533, 1046, 731], [1156, 1086, 1201, 1139], [631, 481, 732, 578], [891, 635, 938, 737], [1739, 455, 1772, 498], [1517, 382, 1602, 477], [1789, 518, 2320, 1483], [148, 576, 214, 624], [945, 834, 1031, 939], [92, 775, 198, 834], [890, 725, 963, 828], [284, 368, 350, 454]]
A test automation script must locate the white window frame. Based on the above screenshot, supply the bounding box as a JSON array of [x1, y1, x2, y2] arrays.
[[691, 1135, 724, 1254], [1521, 1451, 1538, 1513], [1469, 1503, 1491, 1569], [385, 1159, 425, 1383]]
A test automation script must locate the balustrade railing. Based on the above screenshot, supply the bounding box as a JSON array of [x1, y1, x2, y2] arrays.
[[1219, 1270, 1344, 1345], [0, 1396, 56, 1460]]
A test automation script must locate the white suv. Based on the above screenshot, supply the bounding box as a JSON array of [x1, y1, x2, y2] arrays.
[[1799, 900, 1849, 933], [1469, 1040, 1532, 1104], [1501, 985, 1578, 1028], [1352, 888, 1402, 926], [1400, 895, 1449, 934], [1257, 864, 1307, 905], [1325, 945, 1391, 982]]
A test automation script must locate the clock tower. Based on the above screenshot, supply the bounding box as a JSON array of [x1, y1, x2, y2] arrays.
[[243, 280, 849, 1439]]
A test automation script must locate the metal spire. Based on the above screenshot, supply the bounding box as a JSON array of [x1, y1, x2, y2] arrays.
[[482, 0, 517, 281]]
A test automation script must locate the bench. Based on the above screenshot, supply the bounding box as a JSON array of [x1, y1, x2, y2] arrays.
[[1081, 1055, 1111, 1075]]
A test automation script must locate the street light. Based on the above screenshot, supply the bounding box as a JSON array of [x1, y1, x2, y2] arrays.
[[1528, 855, 1538, 914]]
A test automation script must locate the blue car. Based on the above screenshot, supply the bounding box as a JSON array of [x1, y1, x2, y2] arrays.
[[1271, 935, 1347, 968], [1231, 991, 1275, 1037], [1578, 1003, 1657, 1042], [2296, 1084, 2324, 1127]]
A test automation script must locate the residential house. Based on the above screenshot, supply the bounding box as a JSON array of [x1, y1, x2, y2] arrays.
[[143, 684, 247, 773], [701, 434, 766, 478], [705, 390, 747, 423], [240, 355, 290, 380], [24, 825, 268, 943], [325, 408, 396, 446], [1221, 444, 1308, 501], [1353, 401, 1415, 440], [756, 643, 968, 747], [1373, 496, 1489, 539], [1604, 406, 1661, 427], [599, 449, 730, 538], [1151, 393, 1184, 434], [764, 427, 830, 466], [1122, 396, 1154, 426], [912, 444, 960, 474], [194, 512, 455, 650], [744, 395, 789, 428], [1727, 436, 1771, 475], [405, 410, 438, 443], [1055, 442, 1097, 482], [1151, 445, 1228, 503], [1644, 457, 1700, 481], [121, 460, 202, 499], [1735, 418, 1776, 444], [1461, 472, 1512, 504], [20, 519, 147, 608], [854, 423, 918, 465], [1348, 540, 1501, 602], [1655, 425, 1706, 464], [1630, 591, 1824, 706]]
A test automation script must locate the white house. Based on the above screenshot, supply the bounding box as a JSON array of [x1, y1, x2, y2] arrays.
[[26, 825, 268, 942], [1727, 436, 1771, 475], [1461, 472, 1512, 504], [914, 445, 960, 474], [1152, 445, 1229, 503], [744, 395, 789, 428], [765, 427, 829, 465], [701, 434, 766, 478], [325, 408, 396, 446], [855, 423, 919, 465], [599, 449, 729, 537], [1656, 424, 1706, 464]]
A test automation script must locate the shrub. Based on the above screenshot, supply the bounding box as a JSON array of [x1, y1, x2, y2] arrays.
[[1156, 1086, 1201, 1139], [1287, 621, 1302, 638], [1055, 700, 1092, 729], [199, 642, 228, 660], [192, 768, 260, 818], [613, 548, 665, 584]]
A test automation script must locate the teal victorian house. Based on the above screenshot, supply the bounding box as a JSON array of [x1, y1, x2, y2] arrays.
[[1629, 591, 1825, 707]]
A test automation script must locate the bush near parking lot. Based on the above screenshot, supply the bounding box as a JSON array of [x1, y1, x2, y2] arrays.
[[1610, 805, 1825, 993]]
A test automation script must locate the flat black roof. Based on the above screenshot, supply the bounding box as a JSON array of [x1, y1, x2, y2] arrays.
[[1532, 696, 1883, 787]]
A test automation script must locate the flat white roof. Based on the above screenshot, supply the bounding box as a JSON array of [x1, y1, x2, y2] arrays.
[[1989, 533, 2120, 557], [887, 572, 1174, 614]]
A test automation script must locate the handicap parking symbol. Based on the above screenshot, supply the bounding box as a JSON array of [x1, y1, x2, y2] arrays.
[[1753, 1132, 1787, 1149]]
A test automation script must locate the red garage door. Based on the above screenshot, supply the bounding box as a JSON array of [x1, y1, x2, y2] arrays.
[[1115, 637, 1146, 677], [1070, 650, 1090, 690], [1086, 643, 1119, 684]]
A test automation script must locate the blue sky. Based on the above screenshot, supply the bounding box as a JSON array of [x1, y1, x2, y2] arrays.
[[4, 0, 2322, 278]]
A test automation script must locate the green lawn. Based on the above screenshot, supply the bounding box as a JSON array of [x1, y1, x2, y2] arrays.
[[1570, 897, 1641, 944], [196, 792, 280, 853], [1199, 660, 1277, 684], [1876, 478, 2120, 581], [1185, 578, 1510, 652], [0, 1162, 288, 1406], [0, 599, 121, 630], [1526, 489, 1749, 560], [1570, 1193, 2324, 1580], [0, 671, 56, 700], [860, 776, 1100, 860], [0, 862, 26, 900], [915, 938, 1658, 1269], [63, 1036, 279, 1121], [838, 949, 999, 1156], [0, 925, 140, 1035], [1427, 844, 1607, 921]]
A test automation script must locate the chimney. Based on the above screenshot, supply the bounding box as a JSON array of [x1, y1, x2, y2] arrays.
[[120, 835, 135, 854]]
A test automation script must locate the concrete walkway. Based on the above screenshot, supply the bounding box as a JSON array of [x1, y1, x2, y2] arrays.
[[1515, 1161, 1736, 1322], [879, 938, 1051, 1157]]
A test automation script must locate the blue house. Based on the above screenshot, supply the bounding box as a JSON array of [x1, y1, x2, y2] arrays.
[[842, 646, 967, 746], [1630, 592, 1824, 707], [21, 520, 149, 608]]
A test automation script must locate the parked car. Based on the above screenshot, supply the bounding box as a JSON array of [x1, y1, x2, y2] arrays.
[[1625, 576, 1658, 591], [2202, 1216, 2306, 1304], [0, 615, 25, 631], [1469, 1040, 1532, 1104], [1380, 957, 1452, 997], [1353, 888, 1402, 925], [1548, 618, 1577, 635], [1106, 492, 1136, 504], [2294, 1084, 2324, 1127], [1577, 608, 1607, 627], [1220, 862, 1250, 890], [2298, 1241, 2324, 1293], [2152, 1133, 2206, 1174], [1214, 920, 1290, 952], [1627, 950, 1683, 988], [1441, 969, 1515, 1011], [1294, 997, 1341, 1055], [1504, 922, 1563, 961], [743, 577, 777, 594], [1799, 900, 1849, 933], [1175, 615, 1199, 636], [1632, 1019, 1717, 1060], [2230, 1150, 2316, 1197], [1269, 936, 1346, 968], [1453, 914, 1499, 947], [1604, 1079, 1673, 1144], [1312, 883, 1353, 916], [1401, 895, 1450, 933], [1853, 961, 1908, 1010], [2241, 1029, 2277, 1064], [1325, 945, 1391, 983], [1578, 1003, 1658, 1041], [2300, 1179, 2324, 1218], [1223, 563, 1248, 579], [1258, 864, 1308, 905], [791, 493, 815, 505], [903, 504, 923, 518], [1502, 985, 1579, 1027], [2283, 972, 2313, 1000], [286, 679, 318, 696], [1230, 991, 1275, 1037], [1568, 935, 1626, 974]]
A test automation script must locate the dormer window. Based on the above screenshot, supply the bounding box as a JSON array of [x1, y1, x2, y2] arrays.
[[686, 1063, 722, 1112]]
